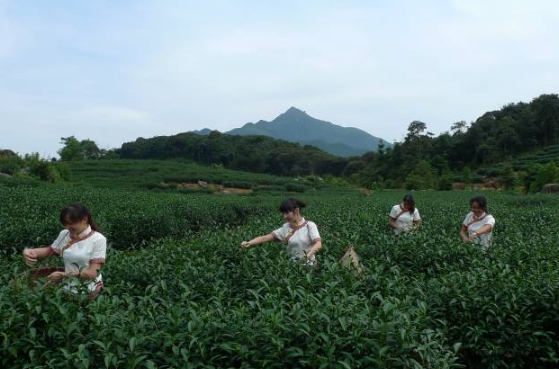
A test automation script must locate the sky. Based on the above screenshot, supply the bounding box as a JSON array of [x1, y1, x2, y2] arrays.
[[1, 0, 558, 157]]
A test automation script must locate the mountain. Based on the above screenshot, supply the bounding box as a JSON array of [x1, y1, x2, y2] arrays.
[[225, 107, 391, 157]]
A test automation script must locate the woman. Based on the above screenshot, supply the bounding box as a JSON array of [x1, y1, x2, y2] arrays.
[[241, 198, 322, 266], [389, 194, 421, 235], [22, 203, 106, 297], [460, 195, 496, 251]]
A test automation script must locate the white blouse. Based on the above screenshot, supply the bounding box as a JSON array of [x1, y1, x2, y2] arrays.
[[272, 218, 321, 265], [462, 212, 496, 251], [390, 204, 421, 235], [49, 226, 107, 293]]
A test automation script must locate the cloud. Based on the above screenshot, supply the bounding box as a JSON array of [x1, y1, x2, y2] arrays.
[[1, 0, 559, 154]]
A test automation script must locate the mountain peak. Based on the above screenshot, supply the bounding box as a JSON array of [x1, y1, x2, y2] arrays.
[[226, 108, 392, 156], [284, 107, 306, 116]]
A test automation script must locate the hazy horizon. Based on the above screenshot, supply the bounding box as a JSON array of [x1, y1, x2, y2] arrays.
[[1, 0, 559, 157]]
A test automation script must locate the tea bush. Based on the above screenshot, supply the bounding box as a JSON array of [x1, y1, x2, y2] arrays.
[[0, 179, 275, 253], [1, 183, 559, 368], [68, 160, 311, 190]]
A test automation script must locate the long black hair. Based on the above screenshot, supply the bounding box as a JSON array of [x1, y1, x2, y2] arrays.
[[469, 195, 488, 213], [60, 203, 100, 232], [402, 194, 415, 214], [279, 198, 306, 213]]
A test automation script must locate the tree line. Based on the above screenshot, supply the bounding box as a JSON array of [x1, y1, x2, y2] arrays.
[[347, 94, 559, 191], [117, 132, 349, 177], [4, 93, 558, 191]]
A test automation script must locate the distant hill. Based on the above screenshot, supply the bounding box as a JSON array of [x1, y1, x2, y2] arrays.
[[189, 107, 390, 156], [226, 107, 391, 157], [118, 131, 350, 177]]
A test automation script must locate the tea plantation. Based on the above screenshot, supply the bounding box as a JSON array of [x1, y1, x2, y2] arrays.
[[1, 177, 559, 368], [66, 160, 317, 193]]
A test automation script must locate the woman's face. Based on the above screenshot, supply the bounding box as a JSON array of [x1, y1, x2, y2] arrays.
[[282, 209, 298, 223], [402, 201, 412, 210], [63, 217, 89, 235], [470, 201, 484, 216]]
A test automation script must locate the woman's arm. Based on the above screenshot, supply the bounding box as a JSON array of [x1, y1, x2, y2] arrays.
[[47, 262, 104, 283], [460, 225, 469, 242], [69, 262, 103, 280], [306, 240, 322, 258], [241, 233, 276, 248], [389, 218, 398, 229], [23, 247, 54, 267], [468, 224, 493, 241]]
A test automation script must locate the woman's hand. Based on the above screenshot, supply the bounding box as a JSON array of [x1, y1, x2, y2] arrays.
[[461, 234, 470, 243], [23, 248, 38, 267], [306, 240, 322, 259], [47, 271, 66, 283], [241, 234, 274, 249], [468, 232, 479, 242]]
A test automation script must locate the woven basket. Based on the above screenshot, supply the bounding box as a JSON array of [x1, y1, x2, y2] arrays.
[[28, 267, 65, 289]]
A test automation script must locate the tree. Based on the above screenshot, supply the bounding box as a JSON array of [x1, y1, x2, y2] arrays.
[[438, 171, 454, 191], [377, 141, 385, 157], [495, 117, 521, 158], [58, 136, 102, 161], [58, 136, 82, 161], [521, 164, 540, 193], [0, 155, 23, 175], [20, 153, 69, 182], [531, 94, 559, 146], [406, 160, 437, 190], [475, 143, 498, 165], [533, 161, 559, 192], [406, 121, 427, 141], [342, 160, 367, 177], [498, 164, 516, 190], [430, 155, 450, 176], [462, 167, 473, 190], [80, 139, 102, 159], [450, 121, 467, 135]]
